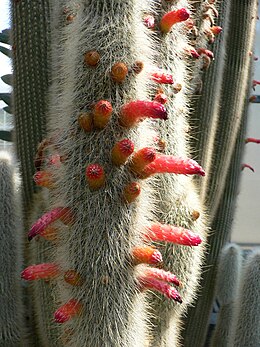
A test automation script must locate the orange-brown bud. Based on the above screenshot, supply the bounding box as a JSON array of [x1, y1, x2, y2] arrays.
[[111, 62, 128, 83], [64, 270, 84, 286], [93, 100, 113, 129], [129, 147, 156, 175], [132, 246, 162, 265], [85, 164, 105, 190], [78, 113, 93, 132], [123, 182, 141, 203], [84, 50, 100, 67], [111, 139, 135, 166]]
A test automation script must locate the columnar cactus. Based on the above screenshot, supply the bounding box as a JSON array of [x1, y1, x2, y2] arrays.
[[11, 0, 51, 209], [229, 249, 260, 347], [0, 152, 25, 346], [21, 1, 209, 346], [210, 243, 242, 347]]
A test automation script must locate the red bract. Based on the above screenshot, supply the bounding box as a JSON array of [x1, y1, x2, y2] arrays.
[[160, 8, 190, 33], [119, 101, 167, 128], [28, 207, 74, 241], [145, 222, 202, 246], [141, 154, 205, 177], [21, 263, 60, 280], [54, 299, 82, 323], [138, 275, 182, 303]]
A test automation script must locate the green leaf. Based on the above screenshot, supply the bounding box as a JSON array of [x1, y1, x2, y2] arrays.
[[0, 46, 12, 58], [1, 74, 12, 86], [0, 93, 12, 106], [0, 29, 11, 45], [3, 106, 12, 114], [0, 130, 13, 142]]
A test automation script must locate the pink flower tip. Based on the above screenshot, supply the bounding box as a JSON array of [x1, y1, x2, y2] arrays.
[[160, 8, 190, 33], [54, 299, 82, 324], [21, 263, 60, 281], [149, 71, 174, 84]]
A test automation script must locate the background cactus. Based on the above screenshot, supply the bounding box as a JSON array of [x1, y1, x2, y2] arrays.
[[4, 0, 258, 346], [228, 249, 260, 347], [0, 152, 25, 346], [209, 243, 243, 347]]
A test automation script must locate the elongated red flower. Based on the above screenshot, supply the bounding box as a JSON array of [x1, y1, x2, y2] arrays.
[[85, 163, 105, 190], [54, 299, 82, 323], [160, 8, 190, 33], [245, 137, 260, 144], [141, 154, 205, 177], [111, 139, 135, 166], [120, 101, 167, 128], [132, 246, 162, 265], [241, 163, 255, 172], [138, 275, 182, 303], [28, 207, 73, 241], [33, 171, 54, 189], [144, 222, 202, 246], [149, 71, 174, 84], [142, 267, 181, 286], [130, 147, 156, 175], [21, 263, 60, 280]]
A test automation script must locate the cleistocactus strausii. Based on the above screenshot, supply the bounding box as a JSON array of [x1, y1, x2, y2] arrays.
[[182, 0, 258, 345], [21, 1, 209, 346], [11, 0, 51, 210], [228, 249, 260, 347], [210, 243, 242, 347], [0, 152, 25, 346]]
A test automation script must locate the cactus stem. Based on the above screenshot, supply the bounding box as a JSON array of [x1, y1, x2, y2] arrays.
[[138, 275, 182, 303], [21, 263, 60, 280], [144, 222, 202, 246], [85, 163, 105, 190], [119, 101, 167, 128], [160, 8, 190, 34], [132, 246, 162, 265], [54, 299, 82, 324]]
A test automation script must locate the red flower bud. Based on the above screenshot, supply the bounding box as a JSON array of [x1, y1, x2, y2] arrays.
[[85, 164, 105, 190], [111, 139, 135, 166], [93, 100, 113, 129], [64, 270, 84, 286], [149, 71, 174, 84], [21, 263, 60, 280], [142, 267, 181, 286], [129, 147, 156, 175], [132, 246, 162, 265], [33, 171, 54, 189], [54, 299, 82, 323], [160, 8, 190, 33], [123, 182, 141, 203]]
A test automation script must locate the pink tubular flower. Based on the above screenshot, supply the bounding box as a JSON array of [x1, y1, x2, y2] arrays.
[[245, 137, 260, 144], [138, 275, 182, 303], [120, 101, 167, 128], [141, 154, 205, 177], [21, 263, 60, 280], [144, 222, 202, 246], [160, 8, 190, 33], [149, 71, 174, 84], [54, 299, 82, 323], [241, 163, 255, 172], [28, 207, 74, 241], [142, 266, 181, 286]]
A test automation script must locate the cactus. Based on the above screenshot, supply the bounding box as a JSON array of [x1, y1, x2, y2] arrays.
[[0, 152, 25, 346], [229, 249, 260, 347], [11, 0, 51, 209], [210, 243, 243, 347], [8, 0, 258, 346], [182, 0, 258, 345]]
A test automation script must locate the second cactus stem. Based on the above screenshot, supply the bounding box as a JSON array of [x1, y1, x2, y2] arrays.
[[24, 1, 207, 346]]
